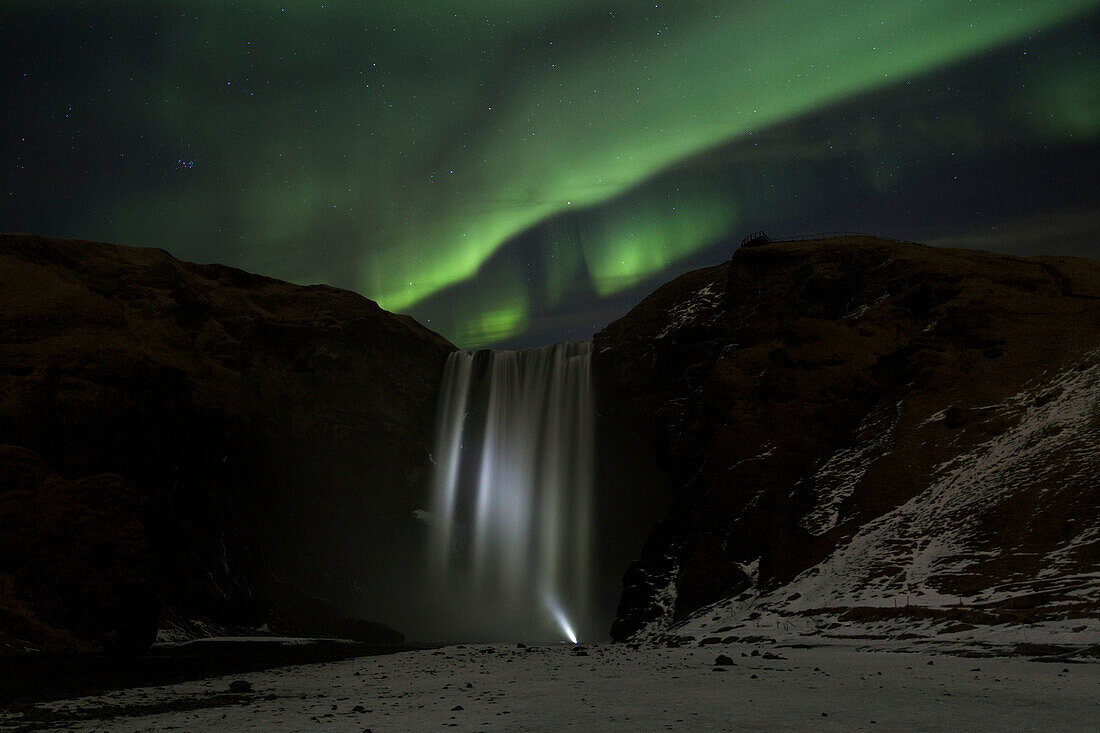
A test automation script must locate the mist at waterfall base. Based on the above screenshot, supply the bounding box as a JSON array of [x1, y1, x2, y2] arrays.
[[421, 342, 603, 643]]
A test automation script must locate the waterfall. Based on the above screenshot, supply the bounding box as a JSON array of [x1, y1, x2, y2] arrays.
[[426, 342, 594, 642]]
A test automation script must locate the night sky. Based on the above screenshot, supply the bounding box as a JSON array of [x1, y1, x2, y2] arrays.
[[4, 2, 1099, 348]]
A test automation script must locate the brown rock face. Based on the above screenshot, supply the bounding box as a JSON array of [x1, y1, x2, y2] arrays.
[[0, 446, 157, 653], [0, 234, 453, 652], [596, 236, 1100, 640]]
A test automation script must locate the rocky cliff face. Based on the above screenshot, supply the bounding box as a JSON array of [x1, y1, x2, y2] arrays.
[[596, 236, 1100, 645], [0, 234, 453, 653]]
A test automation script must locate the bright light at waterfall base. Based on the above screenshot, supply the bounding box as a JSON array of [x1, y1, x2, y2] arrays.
[[544, 594, 578, 644], [427, 343, 595, 642]]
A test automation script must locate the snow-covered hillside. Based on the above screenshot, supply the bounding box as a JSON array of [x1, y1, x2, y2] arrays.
[[654, 352, 1100, 650], [597, 237, 1100, 643]]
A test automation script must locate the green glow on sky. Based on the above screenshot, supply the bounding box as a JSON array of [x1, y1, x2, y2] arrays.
[[437, 264, 531, 348], [1024, 52, 1100, 141], [7, 1, 1100, 346], [353, 0, 1100, 316], [578, 180, 738, 296], [459, 302, 530, 348]]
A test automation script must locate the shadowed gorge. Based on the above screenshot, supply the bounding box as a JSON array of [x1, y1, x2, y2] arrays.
[[1, 232, 1098, 733]]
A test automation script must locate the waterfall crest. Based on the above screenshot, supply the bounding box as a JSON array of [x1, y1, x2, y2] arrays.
[[426, 342, 594, 642]]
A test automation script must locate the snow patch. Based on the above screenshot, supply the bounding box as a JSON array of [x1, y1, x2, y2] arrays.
[[800, 401, 899, 535], [658, 282, 722, 339], [632, 560, 681, 641], [843, 292, 890, 321], [670, 352, 1100, 646]]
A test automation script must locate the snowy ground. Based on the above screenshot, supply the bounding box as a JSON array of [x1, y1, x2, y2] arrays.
[[3, 640, 1097, 731]]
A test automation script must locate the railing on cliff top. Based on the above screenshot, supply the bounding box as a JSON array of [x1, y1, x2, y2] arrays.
[[739, 230, 918, 248]]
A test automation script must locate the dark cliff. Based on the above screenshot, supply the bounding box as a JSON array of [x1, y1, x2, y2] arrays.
[[0, 234, 454, 653], [596, 236, 1100, 642]]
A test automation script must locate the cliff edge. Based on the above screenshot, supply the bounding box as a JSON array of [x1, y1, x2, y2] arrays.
[[596, 236, 1100, 649], [0, 233, 454, 653]]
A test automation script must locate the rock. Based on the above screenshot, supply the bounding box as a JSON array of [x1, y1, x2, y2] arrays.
[[451, 705, 464, 711], [0, 234, 453, 652], [0, 446, 158, 654], [762, 652, 785, 660], [598, 236, 1100, 640], [229, 680, 253, 693], [714, 654, 735, 666], [334, 617, 405, 645]]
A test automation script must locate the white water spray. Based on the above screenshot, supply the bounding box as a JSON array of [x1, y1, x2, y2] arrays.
[[426, 342, 594, 642]]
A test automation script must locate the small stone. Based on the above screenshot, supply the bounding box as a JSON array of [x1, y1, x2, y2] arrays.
[[750, 674, 758, 679], [750, 649, 760, 657], [714, 654, 735, 666], [451, 705, 464, 711], [228, 680, 253, 693], [516, 643, 526, 648]]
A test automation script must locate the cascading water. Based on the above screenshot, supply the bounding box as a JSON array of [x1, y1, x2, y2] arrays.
[[425, 342, 594, 642]]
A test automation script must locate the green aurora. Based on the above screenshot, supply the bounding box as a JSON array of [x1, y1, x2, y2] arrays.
[[5, 1, 1100, 346]]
